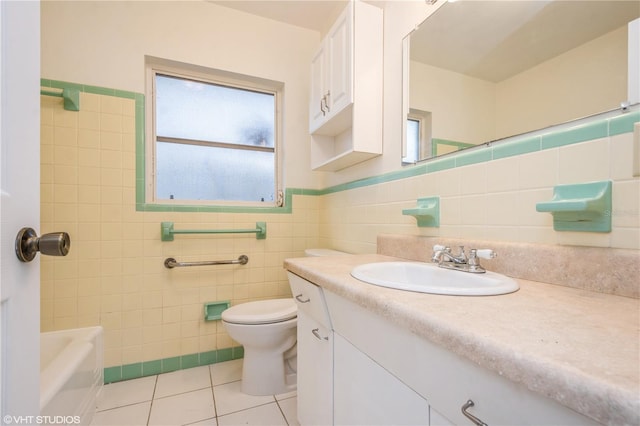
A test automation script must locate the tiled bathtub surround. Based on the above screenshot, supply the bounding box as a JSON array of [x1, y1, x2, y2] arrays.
[[40, 89, 319, 374], [378, 234, 640, 299]]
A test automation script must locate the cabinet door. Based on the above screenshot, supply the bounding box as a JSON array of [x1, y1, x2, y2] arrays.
[[334, 334, 430, 425], [297, 311, 333, 426], [430, 407, 455, 426], [326, 3, 352, 116], [309, 44, 327, 132]]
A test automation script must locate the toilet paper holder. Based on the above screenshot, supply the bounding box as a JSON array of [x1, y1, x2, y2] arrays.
[[15, 227, 70, 262]]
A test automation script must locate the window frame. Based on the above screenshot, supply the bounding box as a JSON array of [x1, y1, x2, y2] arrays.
[[145, 57, 284, 207], [403, 108, 432, 165]]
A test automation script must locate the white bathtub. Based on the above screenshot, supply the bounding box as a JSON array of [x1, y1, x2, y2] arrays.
[[40, 326, 103, 425]]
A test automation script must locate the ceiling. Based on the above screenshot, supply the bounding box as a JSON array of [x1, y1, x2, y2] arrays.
[[209, 0, 349, 32], [410, 0, 640, 82]]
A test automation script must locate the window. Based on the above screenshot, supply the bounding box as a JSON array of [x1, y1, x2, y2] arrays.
[[146, 59, 282, 206], [403, 109, 432, 165]]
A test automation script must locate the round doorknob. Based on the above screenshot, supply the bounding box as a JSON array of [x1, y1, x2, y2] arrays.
[[15, 227, 70, 262]]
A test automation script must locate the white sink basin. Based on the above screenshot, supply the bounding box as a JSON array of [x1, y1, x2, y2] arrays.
[[351, 262, 519, 296]]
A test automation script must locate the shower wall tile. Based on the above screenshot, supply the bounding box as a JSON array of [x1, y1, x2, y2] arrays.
[[41, 91, 315, 369]]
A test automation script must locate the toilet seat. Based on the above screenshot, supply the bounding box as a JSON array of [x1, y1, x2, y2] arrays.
[[222, 299, 297, 325]]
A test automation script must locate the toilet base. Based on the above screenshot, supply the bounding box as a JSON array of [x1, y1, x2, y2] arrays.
[[241, 347, 297, 396]]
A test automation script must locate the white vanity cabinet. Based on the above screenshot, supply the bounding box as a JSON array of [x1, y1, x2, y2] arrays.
[[309, 0, 383, 171], [324, 291, 600, 426], [334, 333, 430, 425], [287, 273, 333, 425]]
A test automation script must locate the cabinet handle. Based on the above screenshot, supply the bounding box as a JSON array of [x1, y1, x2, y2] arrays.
[[312, 328, 329, 341], [295, 294, 310, 303], [324, 91, 331, 112], [461, 400, 488, 426]]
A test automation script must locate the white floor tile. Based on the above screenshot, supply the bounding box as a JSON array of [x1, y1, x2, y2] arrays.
[[213, 381, 275, 416], [91, 401, 151, 425], [277, 396, 299, 426], [148, 388, 215, 426], [209, 359, 242, 386], [184, 418, 217, 426], [275, 390, 296, 401], [155, 365, 212, 399], [97, 375, 157, 411], [217, 402, 287, 426]]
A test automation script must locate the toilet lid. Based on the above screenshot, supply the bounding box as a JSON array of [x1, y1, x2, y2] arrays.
[[221, 299, 297, 325]]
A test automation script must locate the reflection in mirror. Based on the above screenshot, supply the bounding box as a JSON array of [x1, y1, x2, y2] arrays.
[[402, 0, 640, 164]]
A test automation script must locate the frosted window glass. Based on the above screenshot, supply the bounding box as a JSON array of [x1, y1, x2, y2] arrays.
[[404, 118, 420, 164], [156, 74, 274, 148], [152, 72, 278, 203], [157, 142, 275, 202]]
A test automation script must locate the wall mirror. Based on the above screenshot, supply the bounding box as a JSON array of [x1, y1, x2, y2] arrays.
[[402, 0, 640, 165]]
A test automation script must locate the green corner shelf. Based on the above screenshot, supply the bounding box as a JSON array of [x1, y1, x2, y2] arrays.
[[403, 196, 440, 227], [536, 180, 612, 232]]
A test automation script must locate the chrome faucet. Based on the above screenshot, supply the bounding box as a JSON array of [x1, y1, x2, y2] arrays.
[[432, 245, 496, 273]]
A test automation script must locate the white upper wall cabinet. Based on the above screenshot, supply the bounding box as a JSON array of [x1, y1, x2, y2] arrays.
[[310, 8, 352, 132], [309, 0, 383, 171]]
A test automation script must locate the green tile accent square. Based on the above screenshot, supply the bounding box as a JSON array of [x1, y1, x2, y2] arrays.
[[122, 363, 143, 380], [181, 354, 199, 369], [541, 121, 608, 149], [217, 348, 233, 363], [162, 357, 181, 373], [143, 360, 162, 376], [199, 351, 217, 366], [493, 136, 541, 159], [232, 346, 244, 360], [104, 366, 122, 384]]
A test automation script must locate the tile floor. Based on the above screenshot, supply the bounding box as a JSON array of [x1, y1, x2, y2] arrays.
[[90, 359, 299, 426]]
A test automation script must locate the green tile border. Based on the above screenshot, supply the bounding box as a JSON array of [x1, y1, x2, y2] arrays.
[[42, 78, 639, 207], [103, 346, 244, 384]]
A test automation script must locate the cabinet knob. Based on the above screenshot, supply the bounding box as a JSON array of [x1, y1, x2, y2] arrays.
[[461, 400, 487, 426]]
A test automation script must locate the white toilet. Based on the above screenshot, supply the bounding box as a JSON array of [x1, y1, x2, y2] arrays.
[[221, 248, 348, 396]]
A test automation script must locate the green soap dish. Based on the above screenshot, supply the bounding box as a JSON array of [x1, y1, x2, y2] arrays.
[[403, 196, 440, 227], [536, 180, 612, 232]]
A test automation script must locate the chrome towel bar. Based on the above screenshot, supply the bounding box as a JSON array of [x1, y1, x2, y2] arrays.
[[164, 255, 249, 269]]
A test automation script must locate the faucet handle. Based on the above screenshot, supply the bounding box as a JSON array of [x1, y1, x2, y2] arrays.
[[475, 249, 497, 260]]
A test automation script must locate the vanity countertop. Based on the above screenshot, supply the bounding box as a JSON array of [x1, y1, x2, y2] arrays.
[[283, 254, 640, 426]]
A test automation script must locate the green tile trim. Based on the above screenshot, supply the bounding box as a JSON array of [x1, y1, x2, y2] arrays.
[[122, 363, 143, 380], [541, 121, 608, 149], [454, 148, 493, 167], [103, 346, 244, 384], [609, 110, 640, 136], [493, 136, 541, 160], [142, 360, 162, 376], [181, 354, 200, 369], [104, 366, 122, 383]]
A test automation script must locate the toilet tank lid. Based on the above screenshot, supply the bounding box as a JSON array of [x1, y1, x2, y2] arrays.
[[304, 248, 349, 257], [221, 298, 296, 325]]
